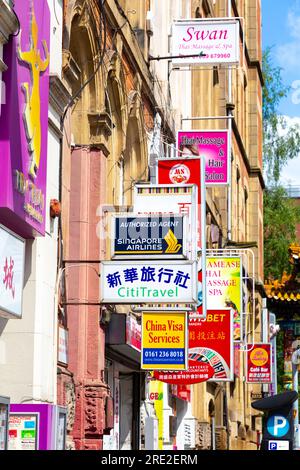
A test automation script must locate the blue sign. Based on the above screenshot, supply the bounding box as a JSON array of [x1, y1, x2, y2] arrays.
[[269, 442, 277, 450], [113, 215, 185, 258], [267, 415, 290, 438]]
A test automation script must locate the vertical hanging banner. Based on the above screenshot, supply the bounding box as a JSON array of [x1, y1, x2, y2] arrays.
[[0, 0, 50, 237], [141, 311, 188, 371], [206, 256, 242, 341], [154, 309, 234, 383], [172, 19, 240, 66], [246, 343, 272, 384], [175, 130, 229, 185]]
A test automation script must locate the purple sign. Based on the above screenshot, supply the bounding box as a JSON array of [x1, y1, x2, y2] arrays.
[[177, 130, 229, 185], [0, 0, 50, 237]]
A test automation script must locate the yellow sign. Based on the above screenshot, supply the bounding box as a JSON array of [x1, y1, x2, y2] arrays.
[[164, 230, 182, 254], [149, 380, 164, 450], [250, 348, 269, 367], [141, 312, 187, 370]]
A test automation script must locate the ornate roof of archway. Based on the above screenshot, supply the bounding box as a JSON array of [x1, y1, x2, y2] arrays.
[[264, 245, 300, 316]]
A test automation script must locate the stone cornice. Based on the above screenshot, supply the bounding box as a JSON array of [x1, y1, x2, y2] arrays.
[[49, 74, 72, 118], [0, 0, 19, 43]]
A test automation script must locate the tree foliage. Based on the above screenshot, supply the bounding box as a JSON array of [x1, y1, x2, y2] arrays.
[[263, 49, 300, 280], [263, 48, 300, 183], [264, 186, 300, 280]]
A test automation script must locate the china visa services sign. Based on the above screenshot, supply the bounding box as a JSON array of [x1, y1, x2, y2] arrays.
[[101, 261, 197, 304], [141, 311, 188, 370]]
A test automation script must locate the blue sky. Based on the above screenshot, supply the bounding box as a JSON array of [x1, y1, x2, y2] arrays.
[[262, 0, 300, 185]]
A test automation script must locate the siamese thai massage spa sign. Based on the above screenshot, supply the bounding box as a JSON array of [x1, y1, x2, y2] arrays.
[[141, 311, 188, 371], [111, 214, 187, 259], [154, 309, 234, 383], [172, 19, 240, 66], [0, 0, 50, 237], [100, 261, 197, 304]]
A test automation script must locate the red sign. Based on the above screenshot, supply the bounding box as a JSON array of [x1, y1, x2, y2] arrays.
[[246, 343, 272, 383], [154, 309, 234, 384], [126, 315, 141, 352]]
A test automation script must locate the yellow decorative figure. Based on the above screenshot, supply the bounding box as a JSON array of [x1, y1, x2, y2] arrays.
[[18, 1, 49, 180]]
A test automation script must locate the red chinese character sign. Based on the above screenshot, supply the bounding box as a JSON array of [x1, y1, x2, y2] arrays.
[[154, 309, 234, 384], [246, 343, 272, 384]]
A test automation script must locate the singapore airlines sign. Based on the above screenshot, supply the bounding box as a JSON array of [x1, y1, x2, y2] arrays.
[[172, 18, 240, 66]]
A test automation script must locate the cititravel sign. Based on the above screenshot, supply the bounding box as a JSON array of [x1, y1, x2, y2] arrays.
[[100, 261, 197, 304], [141, 312, 188, 370]]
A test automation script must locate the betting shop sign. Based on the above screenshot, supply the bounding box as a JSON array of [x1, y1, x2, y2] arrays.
[[111, 214, 187, 259], [100, 261, 197, 304]]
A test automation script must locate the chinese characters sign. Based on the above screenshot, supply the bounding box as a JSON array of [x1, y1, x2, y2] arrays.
[[172, 19, 240, 66], [141, 312, 188, 370], [176, 130, 229, 185], [101, 261, 197, 304], [112, 215, 186, 259], [246, 343, 272, 384], [206, 256, 242, 341], [154, 309, 234, 384], [0, 224, 25, 318], [0, 0, 50, 237]]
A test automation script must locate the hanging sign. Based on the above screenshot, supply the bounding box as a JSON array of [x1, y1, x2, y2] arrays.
[[154, 308, 234, 383], [206, 256, 242, 341], [134, 184, 198, 260], [101, 260, 197, 304], [141, 311, 188, 370], [111, 214, 186, 259], [246, 343, 272, 384], [175, 130, 229, 185], [172, 19, 240, 66]]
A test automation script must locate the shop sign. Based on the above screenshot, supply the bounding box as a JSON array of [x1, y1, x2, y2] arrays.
[[0, 224, 25, 318], [172, 19, 240, 66], [176, 130, 229, 185], [58, 326, 68, 366], [154, 309, 234, 383], [141, 311, 188, 370], [206, 256, 242, 341], [126, 315, 141, 352], [0, 0, 50, 237], [8, 414, 38, 450], [269, 313, 277, 396], [111, 214, 186, 259], [134, 184, 198, 260], [101, 260, 197, 304], [246, 343, 272, 384]]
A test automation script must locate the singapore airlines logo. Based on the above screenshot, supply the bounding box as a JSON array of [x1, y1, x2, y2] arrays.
[[164, 229, 182, 254], [18, 0, 49, 180]]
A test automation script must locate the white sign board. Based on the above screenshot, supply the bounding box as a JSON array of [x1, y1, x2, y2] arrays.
[[172, 19, 240, 66], [58, 326, 68, 365], [101, 261, 197, 304], [134, 184, 198, 260], [0, 224, 25, 318], [268, 440, 290, 451]]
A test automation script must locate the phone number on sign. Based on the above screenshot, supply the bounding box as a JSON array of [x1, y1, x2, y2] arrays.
[[144, 351, 184, 359], [209, 53, 231, 59]]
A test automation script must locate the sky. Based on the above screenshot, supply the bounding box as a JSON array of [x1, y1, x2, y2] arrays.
[[262, 0, 300, 186]]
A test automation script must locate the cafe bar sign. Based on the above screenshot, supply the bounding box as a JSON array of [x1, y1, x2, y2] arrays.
[[172, 18, 240, 66], [111, 214, 187, 259], [100, 261, 197, 304]]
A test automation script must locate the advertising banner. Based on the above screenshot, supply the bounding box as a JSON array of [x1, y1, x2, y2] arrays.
[[111, 214, 186, 259], [206, 256, 242, 341], [141, 311, 188, 370], [134, 184, 198, 260], [126, 314, 141, 352], [58, 326, 68, 366], [0, 0, 50, 237], [269, 313, 277, 396], [0, 224, 25, 318], [246, 343, 272, 384], [175, 130, 229, 185], [154, 309, 234, 383], [172, 19, 240, 66], [101, 260, 197, 304], [8, 414, 38, 450]]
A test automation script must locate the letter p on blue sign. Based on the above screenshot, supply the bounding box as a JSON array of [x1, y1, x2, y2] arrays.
[[269, 442, 277, 450]]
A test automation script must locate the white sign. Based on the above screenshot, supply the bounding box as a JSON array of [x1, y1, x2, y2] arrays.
[[0, 225, 25, 318], [268, 441, 290, 451], [134, 184, 198, 260], [58, 326, 68, 365], [101, 261, 197, 304], [172, 19, 240, 66]]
